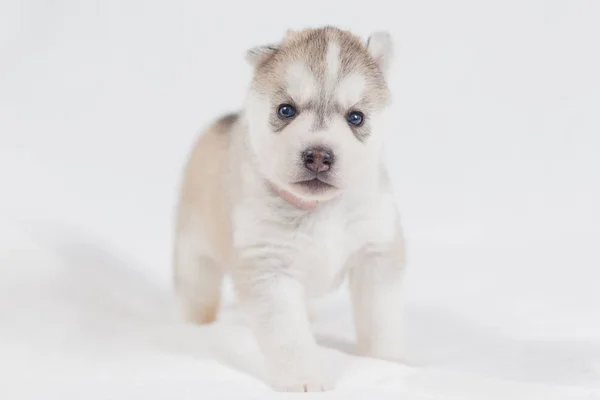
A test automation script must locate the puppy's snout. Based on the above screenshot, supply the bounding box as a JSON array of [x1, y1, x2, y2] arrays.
[[302, 148, 334, 173]]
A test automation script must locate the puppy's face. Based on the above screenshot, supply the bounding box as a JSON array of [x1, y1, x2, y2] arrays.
[[244, 27, 394, 202]]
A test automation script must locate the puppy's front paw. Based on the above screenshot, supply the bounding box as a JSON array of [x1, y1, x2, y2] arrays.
[[272, 376, 334, 392], [264, 346, 333, 392], [270, 363, 333, 393]]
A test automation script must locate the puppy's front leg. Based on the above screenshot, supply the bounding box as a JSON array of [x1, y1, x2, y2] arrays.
[[349, 242, 406, 363], [233, 264, 330, 392]]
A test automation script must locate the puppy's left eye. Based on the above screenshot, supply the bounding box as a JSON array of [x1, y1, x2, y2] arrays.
[[278, 104, 297, 119], [347, 111, 364, 126]]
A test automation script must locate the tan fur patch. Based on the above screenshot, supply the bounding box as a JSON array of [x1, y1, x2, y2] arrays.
[[175, 113, 238, 264]]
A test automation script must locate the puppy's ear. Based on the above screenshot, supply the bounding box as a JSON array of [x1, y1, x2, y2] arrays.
[[245, 44, 279, 67], [366, 31, 394, 77], [284, 29, 301, 41]]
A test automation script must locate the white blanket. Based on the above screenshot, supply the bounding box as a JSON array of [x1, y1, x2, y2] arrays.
[[1, 220, 598, 399]]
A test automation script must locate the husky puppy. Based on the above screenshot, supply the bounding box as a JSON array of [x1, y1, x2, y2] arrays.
[[173, 26, 406, 392]]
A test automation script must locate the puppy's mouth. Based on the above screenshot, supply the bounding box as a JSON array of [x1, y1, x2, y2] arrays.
[[269, 176, 339, 210], [295, 178, 333, 192], [292, 176, 336, 194]]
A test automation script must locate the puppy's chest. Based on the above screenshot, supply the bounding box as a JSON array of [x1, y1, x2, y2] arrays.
[[291, 212, 370, 296]]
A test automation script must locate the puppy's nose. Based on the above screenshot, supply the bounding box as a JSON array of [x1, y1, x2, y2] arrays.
[[302, 148, 334, 173]]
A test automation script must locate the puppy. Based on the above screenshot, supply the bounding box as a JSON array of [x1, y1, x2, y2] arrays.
[[173, 26, 406, 392]]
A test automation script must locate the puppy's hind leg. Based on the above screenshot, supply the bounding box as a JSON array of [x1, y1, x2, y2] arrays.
[[173, 230, 223, 325]]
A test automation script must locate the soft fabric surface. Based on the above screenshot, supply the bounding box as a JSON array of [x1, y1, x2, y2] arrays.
[[1, 219, 598, 399]]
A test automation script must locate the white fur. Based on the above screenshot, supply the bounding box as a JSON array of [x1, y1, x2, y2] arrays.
[[336, 72, 366, 110], [325, 41, 341, 90], [229, 161, 404, 391], [285, 61, 317, 105]]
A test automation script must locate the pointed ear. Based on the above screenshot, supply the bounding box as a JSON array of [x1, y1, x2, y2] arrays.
[[366, 31, 394, 76], [245, 44, 279, 67]]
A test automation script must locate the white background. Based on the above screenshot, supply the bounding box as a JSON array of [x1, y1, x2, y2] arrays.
[[1, 1, 599, 398]]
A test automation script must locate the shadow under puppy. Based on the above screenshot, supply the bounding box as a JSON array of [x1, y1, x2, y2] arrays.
[[173, 26, 406, 392]]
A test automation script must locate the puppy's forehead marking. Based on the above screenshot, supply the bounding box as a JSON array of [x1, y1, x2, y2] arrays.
[[325, 41, 341, 89], [285, 61, 316, 104]]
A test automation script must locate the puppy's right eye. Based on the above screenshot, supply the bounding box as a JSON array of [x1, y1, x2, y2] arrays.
[[277, 104, 296, 119]]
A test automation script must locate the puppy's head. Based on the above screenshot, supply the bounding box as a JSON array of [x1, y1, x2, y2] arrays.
[[244, 27, 394, 203]]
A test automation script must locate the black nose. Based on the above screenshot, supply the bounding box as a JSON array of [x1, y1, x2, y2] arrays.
[[302, 148, 334, 173]]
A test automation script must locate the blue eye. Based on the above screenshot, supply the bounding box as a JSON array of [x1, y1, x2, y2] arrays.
[[347, 111, 364, 126], [278, 104, 296, 119]]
